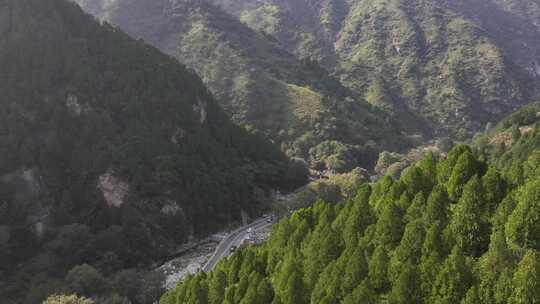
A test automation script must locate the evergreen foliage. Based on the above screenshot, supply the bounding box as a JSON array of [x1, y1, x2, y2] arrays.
[[164, 144, 540, 303]]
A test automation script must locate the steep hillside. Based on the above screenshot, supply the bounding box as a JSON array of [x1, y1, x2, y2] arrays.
[[476, 100, 540, 178], [163, 144, 540, 304], [75, 0, 415, 172], [211, 0, 540, 139], [0, 0, 295, 301]]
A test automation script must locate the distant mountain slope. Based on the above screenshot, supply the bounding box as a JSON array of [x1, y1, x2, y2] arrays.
[[0, 0, 294, 295], [75, 0, 415, 172], [210, 0, 540, 139]]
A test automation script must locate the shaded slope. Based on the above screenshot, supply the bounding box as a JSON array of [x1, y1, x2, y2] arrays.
[[0, 0, 292, 282]]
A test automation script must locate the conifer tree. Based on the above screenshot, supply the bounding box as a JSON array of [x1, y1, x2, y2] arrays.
[[424, 185, 450, 226], [509, 250, 540, 304], [460, 286, 481, 304], [342, 281, 376, 304], [256, 278, 274, 304], [302, 225, 342, 290], [437, 145, 472, 184], [368, 245, 390, 292], [420, 223, 445, 298], [273, 250, 305, 303], [238, 271, 263, 304], [430, 246, 472, 304], [494, 269, 513, 304], [478, 228, 512, 303], [481, 166, 506, 216], [343, 194, 374, 247], [397, 192, 412, 212], [405, 192, 426, 223], [388, 263, 422, 304], [282, 271, 307, 304], [341, 246, 368, 295], [448, 175, 489, 256], [506, 176, 540, 250], [375, 202, 404, 247], [447, 150, 482, 201], [208, 270, 227, 304]]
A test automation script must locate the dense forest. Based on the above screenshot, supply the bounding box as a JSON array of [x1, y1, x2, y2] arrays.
[[75, 0, 540, 170], [75, 0, 414, 172], [0, 0, 304, 302], [2, 0, 540, 303], [163, 136, 540, 303]]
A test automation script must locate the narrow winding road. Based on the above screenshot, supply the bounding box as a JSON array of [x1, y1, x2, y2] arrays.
[[202, 217, 273, 272], [201, 183, 312, 272]]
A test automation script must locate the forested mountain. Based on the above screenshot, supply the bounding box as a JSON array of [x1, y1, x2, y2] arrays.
[[0, 0, 298, 302], [210, 0, 540, 139], [74, 0, 417, 172], [163, 142, 540, 304]]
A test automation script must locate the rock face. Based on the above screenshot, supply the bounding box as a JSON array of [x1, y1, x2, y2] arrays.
[[98, 170, 129, 208]]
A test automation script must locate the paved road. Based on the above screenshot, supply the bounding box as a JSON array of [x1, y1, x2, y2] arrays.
[[202, 183, 314, 273], [202, 217, 273, 272]]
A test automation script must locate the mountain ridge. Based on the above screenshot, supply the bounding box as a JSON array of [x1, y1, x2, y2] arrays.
[[75, 0, 417, 172]]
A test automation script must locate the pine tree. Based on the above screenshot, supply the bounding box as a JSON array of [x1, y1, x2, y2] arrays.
[[208, 270, 227, 304], [388, 263, 422, 304], [375, 202, 404, 247], [420, 223, 445, 298], [186, 275, 209, 304], [460, 286, 481, 304], [424, 185, 450, 226], [523, 150, 540, 179], [256, 278, 274, 304], [342, 281, 376, 304], [302, 225, 342, 291], [430, 246, 472, 304], [397, 192, 412, 212], [405, 192, 426, 223], [370, 175, 395, 214], [446, 150, 482, 201], [437, 145, 472, 184], [223, 285, 236, 304], [341, 246, 368, 295], [282, 271, 307, 304], [494, 269, 513, 304], [509, 250, 540, 304], [343, 193, 375, 247], [368, 245, 390, 292], [448, 175, 490, 256], [311, 260, 341, 304], [478, 228, 512, 304], [238, 271, 263, 304], [481, 166, 506, 216], [274, 250, 308, 303], [506, 176, 540, 250]]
